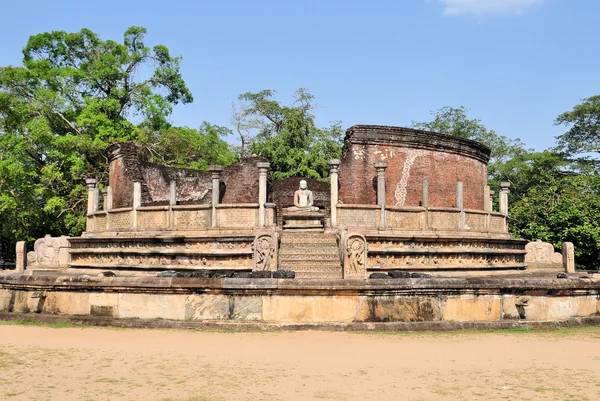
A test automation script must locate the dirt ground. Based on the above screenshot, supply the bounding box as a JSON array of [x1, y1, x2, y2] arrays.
[[0, 324, 599, 401]]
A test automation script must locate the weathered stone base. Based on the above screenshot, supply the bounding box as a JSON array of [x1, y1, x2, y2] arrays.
[[0, 273, 598, 325]]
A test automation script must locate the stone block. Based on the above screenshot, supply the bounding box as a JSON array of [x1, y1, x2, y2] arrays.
[[231, 296, 262, 320], [185, 294, 230, 320], [357, 296, 443, 322], [578, 296, 597, 317], [118, 293, 185, 319], [90, 293, 118, 307], [545, 297, 587, 319], [0, 289, 12, 311], [262, 295, 359, 323], [43, 292, 90, 315], [442, 296, 501, 321]]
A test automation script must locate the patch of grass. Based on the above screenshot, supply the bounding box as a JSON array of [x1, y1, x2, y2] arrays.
[[0, 319, 82, 329]]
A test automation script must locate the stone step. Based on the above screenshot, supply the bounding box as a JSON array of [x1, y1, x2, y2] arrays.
[[293, 270, 343, 279], [279, 254, 340, 262], [281, 233, 337, 239]]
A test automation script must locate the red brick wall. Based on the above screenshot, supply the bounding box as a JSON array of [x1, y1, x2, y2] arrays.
[[107, 143, 265, 207], [339, 143, 488, 210]]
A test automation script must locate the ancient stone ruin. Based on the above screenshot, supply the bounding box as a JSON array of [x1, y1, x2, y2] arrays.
[[4, 125, 597, 327], [19, 125, 546, 278]]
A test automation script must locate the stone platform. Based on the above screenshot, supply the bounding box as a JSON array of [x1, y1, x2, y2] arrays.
[[282, 210, 325, 230], [0, 272, 598, 325]]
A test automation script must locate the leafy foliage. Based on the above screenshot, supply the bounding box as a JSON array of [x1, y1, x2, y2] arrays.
[[412, 106, 528, 183], [0, 27, 194, 258], [138, 123, 236, 170], [555, 95, 600, 156], [509, 152, 600, 269], [240, 89, 343, 180]]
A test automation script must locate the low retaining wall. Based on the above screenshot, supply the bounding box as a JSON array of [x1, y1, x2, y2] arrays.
[[0, 274, 598, 324]]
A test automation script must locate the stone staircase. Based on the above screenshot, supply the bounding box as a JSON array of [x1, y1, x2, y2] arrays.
[[278, 232, 342, 279]]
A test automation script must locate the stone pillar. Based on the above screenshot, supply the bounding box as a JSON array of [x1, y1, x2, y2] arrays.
[[106, 186, 113, 210], [456, 182, 464, 210], [101, 188, 108, 211], [374, 162, 388, 207], [483, 185, 491, 212], [456, 181, 468, 230], [85, 178, 98, 215], [489, 190, 495, 212], [329, 159, 341, 228], [374, 161, 388, 230], [208, 165, 224, 228], [169, 181, 177, 206], [256, 162, 270, 227], [499, 182, 511, 215], [421, 179, 429, 207], [169, 180, 176, 229], [132, 182, 141, 229], [15, 241, 26, 273], [562, 242, 575, 273]]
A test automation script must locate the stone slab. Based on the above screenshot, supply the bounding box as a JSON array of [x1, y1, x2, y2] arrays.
[[442, 296, 501, 321], [118, 293, 185, 319]]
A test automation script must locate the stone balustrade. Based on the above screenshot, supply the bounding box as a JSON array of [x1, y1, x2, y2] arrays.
[[86, 203, 277, 233], [337, 204, 508, 234]]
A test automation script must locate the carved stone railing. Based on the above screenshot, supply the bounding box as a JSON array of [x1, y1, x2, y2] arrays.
[[337, 205, 508, 234], [86, 203, 277, 233]]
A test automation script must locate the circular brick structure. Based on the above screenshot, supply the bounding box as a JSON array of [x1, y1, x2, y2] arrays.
[[338, 125, 491, 210]]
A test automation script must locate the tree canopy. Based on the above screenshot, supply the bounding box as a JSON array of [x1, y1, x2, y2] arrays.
[[238, 89, 343, 180], [0, 27, 225, 259]]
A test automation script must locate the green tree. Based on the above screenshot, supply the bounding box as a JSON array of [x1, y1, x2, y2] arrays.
[[239, 89, 343, 180], [555, 95, 600, 156], [412, 106, 528, 183], [0, 26, 193, 258], [138, 122, 237, 170], [509, 152, 600, 269]]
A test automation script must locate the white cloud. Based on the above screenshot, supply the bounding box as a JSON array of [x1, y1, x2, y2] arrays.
[[433, 0, 544, 16]]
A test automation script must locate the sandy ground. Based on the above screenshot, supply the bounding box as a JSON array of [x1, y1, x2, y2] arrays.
[[0, 324, 599, 401]]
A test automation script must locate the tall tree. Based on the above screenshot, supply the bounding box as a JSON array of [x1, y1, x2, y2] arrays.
[[138, 123, 236, 170], [555, 95, 600, 157], [0, 27, 193, 257], [238, 89, 343, 180], [412, 106, 528, 183]]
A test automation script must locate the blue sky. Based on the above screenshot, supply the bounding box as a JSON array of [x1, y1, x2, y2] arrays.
[[0, 0, 598, 151]]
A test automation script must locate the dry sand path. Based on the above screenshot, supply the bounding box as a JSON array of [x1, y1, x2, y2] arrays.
[[0, 324, 599, 401]]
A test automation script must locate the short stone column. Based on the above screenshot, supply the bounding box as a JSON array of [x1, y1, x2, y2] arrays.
[[489, 190, 495, 212], [483, 185, 491, 212], [562, 242, 575, 273], [105, 186, 113, 210], [499, 182, 511, 215], [15, 241, 26, 273], [374, 161, 388, 230], [328, 159, 341, 228], [256, 162, 270, 227], [85, 178, 98, 215], [456, 181, 468, 230], [208, 165, 224, 228], [132, 182, 142, 229], [456, 181, 464, 210], [422, 179, 429, 207], [169, 180, 177, 229]]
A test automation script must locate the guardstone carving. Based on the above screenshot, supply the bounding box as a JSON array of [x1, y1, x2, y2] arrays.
[[254, 235, 275, 271], [525, 240, 562, 268], [344, 235, 367, 279], [27, 235, 70, 268]]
